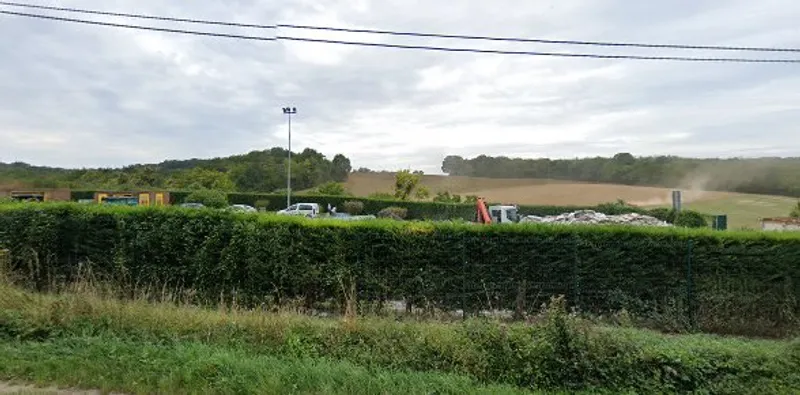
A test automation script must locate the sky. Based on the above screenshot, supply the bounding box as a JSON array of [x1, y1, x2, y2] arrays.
[[1, 0, 799, 174]]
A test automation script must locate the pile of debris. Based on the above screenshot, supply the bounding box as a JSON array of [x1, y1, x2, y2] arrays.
[[520, 210, 671, 227]]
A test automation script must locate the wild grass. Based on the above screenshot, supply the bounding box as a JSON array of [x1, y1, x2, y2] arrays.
[[0, 336, 540, 395], [1, 278, 798, 394]]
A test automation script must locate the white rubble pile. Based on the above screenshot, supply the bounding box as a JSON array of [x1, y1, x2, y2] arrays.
[[520, 210, 671, 227]]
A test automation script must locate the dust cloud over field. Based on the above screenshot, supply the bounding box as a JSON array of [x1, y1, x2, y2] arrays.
[[345, 172, 728, 206]]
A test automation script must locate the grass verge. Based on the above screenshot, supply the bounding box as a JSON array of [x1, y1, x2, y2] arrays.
[[0, 336, 540, 395], [1, 283, 798, 394]]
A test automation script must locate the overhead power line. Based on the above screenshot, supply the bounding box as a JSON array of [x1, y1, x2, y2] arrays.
[[1, 1, 797, 53], [277, 36, 800, 63], [2, 8, 799, 63], [278, 24, 800, 53], [0, 1, 276, 29], [0, 10, 277, 41]]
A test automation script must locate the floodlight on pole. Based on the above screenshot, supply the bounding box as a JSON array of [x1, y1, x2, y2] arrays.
[[281, 107, 297, 208]]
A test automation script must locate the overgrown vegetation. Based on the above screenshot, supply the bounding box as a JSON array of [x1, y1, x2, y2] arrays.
[[790, 201, 800, 218], [0, 283, 797, 394], [442, 153, 800, 197], [393, 169, 423, 200], [0, 203, 795, 337]]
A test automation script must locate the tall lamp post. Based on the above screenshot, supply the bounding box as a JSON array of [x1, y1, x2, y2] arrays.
[[282, 106, 297, 208]]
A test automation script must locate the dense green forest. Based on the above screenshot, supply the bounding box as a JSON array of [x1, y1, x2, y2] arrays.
[[0, 148, 351, 192], [442, 153, 800, 197]]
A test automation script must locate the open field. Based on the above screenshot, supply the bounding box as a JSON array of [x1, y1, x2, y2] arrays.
[[344, 172, 799, 228], [0, 282, 797, 394], [677, 194, 800, 230]]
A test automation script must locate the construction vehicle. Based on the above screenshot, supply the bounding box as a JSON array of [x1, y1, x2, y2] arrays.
[[475, 198, 520, 224]]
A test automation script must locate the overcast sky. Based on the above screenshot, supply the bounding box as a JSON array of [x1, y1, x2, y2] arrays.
[[1, 0, 799, 174]]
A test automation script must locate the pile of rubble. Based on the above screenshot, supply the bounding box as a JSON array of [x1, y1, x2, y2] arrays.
[[519, 210, 671, 227]]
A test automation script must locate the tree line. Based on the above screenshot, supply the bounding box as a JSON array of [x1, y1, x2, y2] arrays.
[[442, 153, 800, 197], [0, 147, 351, 193]]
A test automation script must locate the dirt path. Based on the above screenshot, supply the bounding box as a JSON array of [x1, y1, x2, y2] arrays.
[[0, 382, 125, 395]]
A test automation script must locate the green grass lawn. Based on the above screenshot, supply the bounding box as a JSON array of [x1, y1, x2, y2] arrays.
[[649, 194, 798, 230]]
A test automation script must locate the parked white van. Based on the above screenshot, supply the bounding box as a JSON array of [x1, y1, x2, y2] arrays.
[[277, 203, 320, 217]]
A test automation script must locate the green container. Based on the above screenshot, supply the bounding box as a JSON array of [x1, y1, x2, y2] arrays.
[[712, 215, 728, 230]]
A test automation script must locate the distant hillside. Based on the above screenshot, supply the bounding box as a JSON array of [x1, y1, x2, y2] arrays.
[[0, 147, 351, 193], [442, 153, 800, 197]]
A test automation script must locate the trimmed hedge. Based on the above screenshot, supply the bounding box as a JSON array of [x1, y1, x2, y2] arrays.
[[0, 203, 797, 337]]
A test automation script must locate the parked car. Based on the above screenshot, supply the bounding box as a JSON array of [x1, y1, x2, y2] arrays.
[[179, 202, 205, 209], [277, 203, 320, 218], [227, 204, 257, 213]]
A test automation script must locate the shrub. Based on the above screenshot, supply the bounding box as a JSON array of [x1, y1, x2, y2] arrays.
[[342, 200, 364, 215], [674, 211, 709, 228], [377, 206, 407, 220], [464, 195, 479, 203], [790, 201, 800, 218], [185, 189, 228, 208], [646, 207, 676, 223], [316, 182, 348, 196], [433, 191, 461, 203], [414, 186, 430, 200]]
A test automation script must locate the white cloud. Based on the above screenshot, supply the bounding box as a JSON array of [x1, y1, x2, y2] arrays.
[[1, 0, 800, 173]]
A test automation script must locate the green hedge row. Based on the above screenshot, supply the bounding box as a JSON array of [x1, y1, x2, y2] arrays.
[[149, 190, 707, 224], [0, 203, 795, 336]]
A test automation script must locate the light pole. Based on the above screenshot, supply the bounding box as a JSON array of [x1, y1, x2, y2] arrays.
[[282, 106, 296, 208]]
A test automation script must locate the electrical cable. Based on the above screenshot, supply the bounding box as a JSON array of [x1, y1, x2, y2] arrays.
[[0, 10, 277, 41], [3, 8, 799, 63], [277, 36, 800, 63], [277, 23, 800, 53], [1, 1, 796, 53], [0, 1, 276, 29]]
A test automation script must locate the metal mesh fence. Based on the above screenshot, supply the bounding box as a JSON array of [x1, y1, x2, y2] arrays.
[[333, 234, 798, 337]]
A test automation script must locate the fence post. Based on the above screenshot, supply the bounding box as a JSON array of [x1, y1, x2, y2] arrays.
[[573, 235, 581, 310], [461, 234, 467, 320], [685, 239, 695, 331], [0, 248, 8, 282]]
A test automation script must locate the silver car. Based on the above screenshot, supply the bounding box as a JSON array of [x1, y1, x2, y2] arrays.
[[227, 204, 258, 213]]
